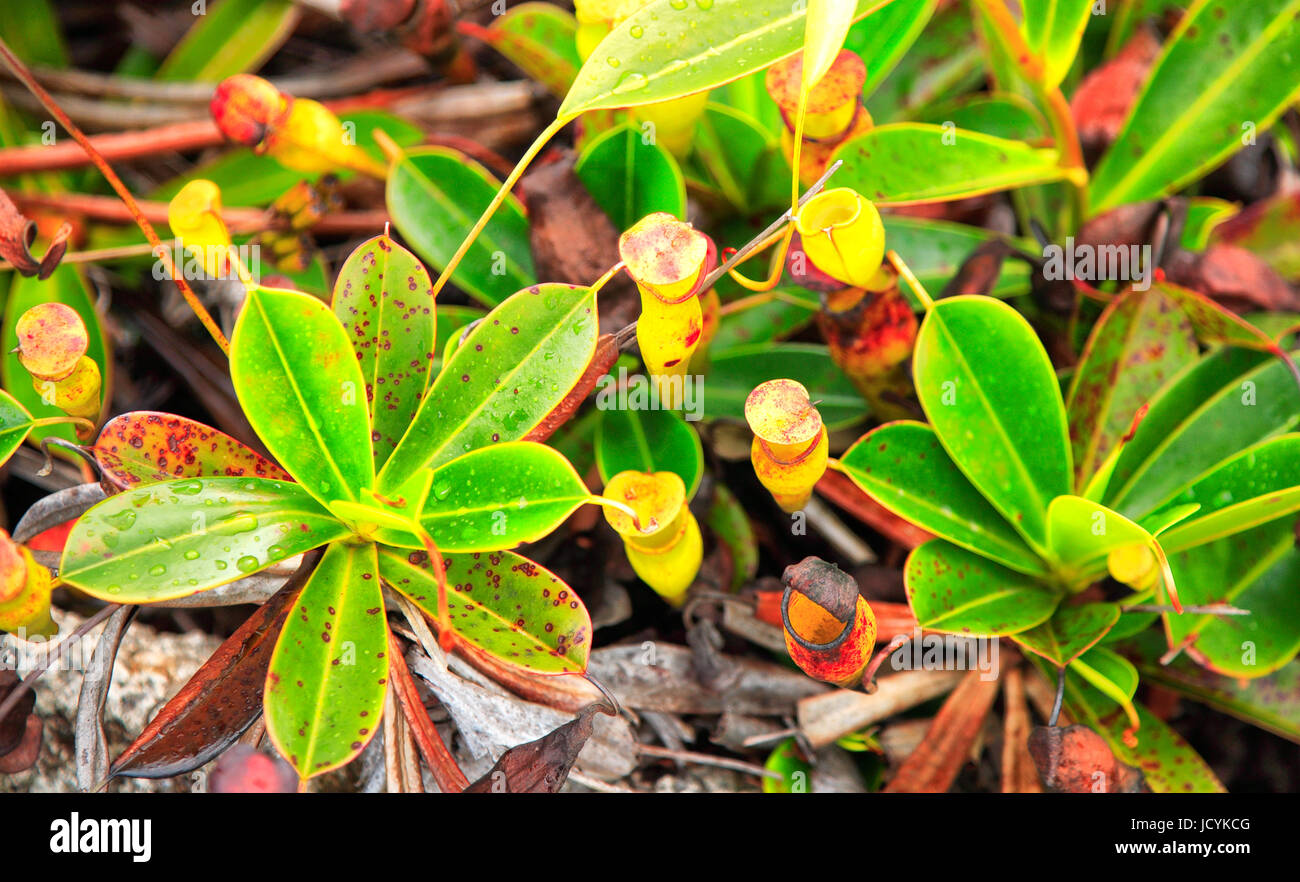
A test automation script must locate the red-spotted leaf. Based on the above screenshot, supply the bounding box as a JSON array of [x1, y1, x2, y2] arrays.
[[231, 286, 375, 505], [59, 478, 348, 603], [378, 546, 591, 675], [1165, 519, 1300, 678], [904, 539, 1058, 636], [265, 541, 389, 779], [331, 235, 438, 471], [93, 412, 290, 490], [1129, 632, 1300, 743], [462, 2, 581, 98], [377, 283, 598, 492], [1105, 345, 1300, 520], [112, 571, 306, 779], [1065, 287, 1198, 490], [1012, 603, 1121, 667]]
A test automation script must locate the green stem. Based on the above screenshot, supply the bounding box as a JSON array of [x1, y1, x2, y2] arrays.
[[429, 116, 569, 300]]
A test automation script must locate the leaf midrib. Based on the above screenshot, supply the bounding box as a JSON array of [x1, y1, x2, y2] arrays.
[[1095, 0, 1300, 208]]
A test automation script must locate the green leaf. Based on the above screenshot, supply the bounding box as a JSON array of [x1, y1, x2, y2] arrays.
[[1070, 645, 1139, 709], [710, 72, 785, 137], [558, 0, 890, 119], [230, 286, 374, 505], [0, 389, 33, 468], [918, 93, 1047, 142], [1013, 602, 1121, 667], [0, 0, 68, 68], [703, 343, 867, 430], [1165, 519, 1300, 677], [685, 103, 789, 214], [59, 477, 347, 602], [2, 265, 110, 447], [377, 442, 588, 552], [386, 146, 536, 307], [596, 407, 704, 500], [575, 122, 687, 230], [882, 216, 1034, 305], [377, 283, 597, 492], [331, 235, 437, 471], [802, 0, 857, 95], [265, 542, 388, 778], [1045, 495, 1155, 582], [707, 482, 758, 591], [92, 412, 291, 489], [1157, 435, 1300, 553], [845, 0, 938, 101], [831, 123, 1074, 205], [1065, 287, 1199, 490], [905, 540, 1058, 636], [155, 0, 300, 82], [1130, 634, 1300, 744], [1020, 0, 1095, 88], [865, 0, 983, 122], [465, 2, 581, 98], [840, 421, 1047, 576], [763, 738, 813, 793], [1089, 0, 1300, 214], [378, 546, 591, 674], [913, 296, 1072, 551], [1105, 347, 1300, 519], [711, 290, 817, 350]]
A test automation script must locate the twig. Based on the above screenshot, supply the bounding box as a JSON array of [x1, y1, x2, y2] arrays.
[[698, 159, 843, 294], [635, 743, 782, 781], [8, 191, 390, 236], [1047, 665, 1066, 728], [0, 53, 431, 103], [387, 630, 469, 793], [0, 36, 229, 352], [0, 604, 120, 726]]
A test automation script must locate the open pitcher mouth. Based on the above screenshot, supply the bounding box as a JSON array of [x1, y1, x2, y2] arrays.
[[781, 584, 854, 653], [796, 188, 863, 237]]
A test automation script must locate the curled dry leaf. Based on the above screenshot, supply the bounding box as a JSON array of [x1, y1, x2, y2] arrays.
[[1165, 243, 1300, 314], [0, 191, 71, 281], [0, 714, 43, 775], [464, 703, 605, 793], [1027, 723, 1149, 793], [110, 569, 308, 779]]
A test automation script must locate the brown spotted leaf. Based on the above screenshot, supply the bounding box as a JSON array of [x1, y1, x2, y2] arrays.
[[110, 564, 310, 779], [1065, 287, 1198, 489], [378, 547, 591, 675], [94, 412, 291, 490], [331, 234, 438, 471], [1165, 244, 1300, 315], [464, 703, 602, 793]]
